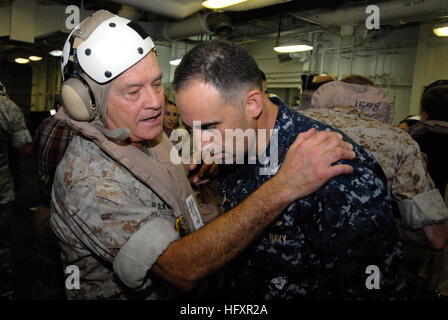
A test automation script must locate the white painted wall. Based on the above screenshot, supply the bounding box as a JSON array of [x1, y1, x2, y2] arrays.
[[0, 4, 11, 37], [243, 24, 433, 124], [164, 41, 197, 101], [155, 43, 172, 86], [243, 40, 306, 89], [10, 0, 36, 43]]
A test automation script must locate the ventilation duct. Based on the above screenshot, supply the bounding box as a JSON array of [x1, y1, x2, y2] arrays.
[[300, 0, 448, 27], [108, 0, 202, 20], [142, 13, 233, 41]]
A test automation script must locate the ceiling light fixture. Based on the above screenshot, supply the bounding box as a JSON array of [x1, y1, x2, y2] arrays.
[[15, 58, 30, 64], [273, 44, 314, 53], [169, 58, 182, 66], [273, 14, 314, 54], [433, 25, 448, 37], [49, 50, 63, 57], [29, 56, 43, 61], [202, 0, 248, 10]]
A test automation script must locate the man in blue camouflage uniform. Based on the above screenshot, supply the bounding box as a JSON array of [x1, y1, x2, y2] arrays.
[[218, 97, 406, 299], [174, 40, 407, 299]]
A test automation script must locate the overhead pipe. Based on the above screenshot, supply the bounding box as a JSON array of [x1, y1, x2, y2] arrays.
[[116, 5, 141, 20], [141, 12, 232, 41], [233, 25, 323, 44], [233, 0, 448, 43], [301, 0, 448, 27], [108, 0, 202, 20], [349, 36, 355, 74], [336, 36, 342, 79], [222, 0, 293, 11], [287, 12, 340, 35], [110, 0, 292, 18], [164, 12, 232, 41]]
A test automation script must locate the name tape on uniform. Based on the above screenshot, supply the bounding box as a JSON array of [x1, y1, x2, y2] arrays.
[[186, 194, 204, 230]]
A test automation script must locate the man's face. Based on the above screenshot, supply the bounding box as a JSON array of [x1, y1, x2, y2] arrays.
[[176, 80, 256, 162], [107, 52, 164, 144]]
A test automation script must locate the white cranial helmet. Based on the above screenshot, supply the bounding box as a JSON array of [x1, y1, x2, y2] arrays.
[[62, 11, 155, 83], [60, 10, 156, 124]]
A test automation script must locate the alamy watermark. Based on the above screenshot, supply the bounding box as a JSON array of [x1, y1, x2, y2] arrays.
[[65, 5, 80, 30], [365, 5, 380, 30], [65, 4, 381, 31], [65, 263, 381, 292], [65, 265, 80, 290], [168, 121, 279, 176], [365, 265, 380, 290]]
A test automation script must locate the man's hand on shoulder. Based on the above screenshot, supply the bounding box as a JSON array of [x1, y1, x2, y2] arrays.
[[271, 128, 355, 204]]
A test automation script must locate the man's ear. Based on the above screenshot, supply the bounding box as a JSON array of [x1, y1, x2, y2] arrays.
[[244, 89, 263, 120]]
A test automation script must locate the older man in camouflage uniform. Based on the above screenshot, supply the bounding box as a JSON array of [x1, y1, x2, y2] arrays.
[[305, 81, 448, 251], [0, 84, 32, 297]]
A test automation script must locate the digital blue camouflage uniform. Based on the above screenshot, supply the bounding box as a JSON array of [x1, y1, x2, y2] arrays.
[[218, 98, 407, 299]]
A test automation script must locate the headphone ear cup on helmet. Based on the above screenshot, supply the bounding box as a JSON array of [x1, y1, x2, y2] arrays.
[[61, 77, 95, 121]]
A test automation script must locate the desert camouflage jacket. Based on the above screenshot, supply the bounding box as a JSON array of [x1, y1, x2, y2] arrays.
[[50, 135, 181, 299], [303, 106, 448, 230], [0, 96, 32, 204]]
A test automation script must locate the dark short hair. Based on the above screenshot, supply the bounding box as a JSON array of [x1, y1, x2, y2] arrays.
[[173, 40, 262, 104], [423, 79, 448, 96], [341, 74, 374, 86], [421, 85, 448, 121], [259, 69, 267, 81]]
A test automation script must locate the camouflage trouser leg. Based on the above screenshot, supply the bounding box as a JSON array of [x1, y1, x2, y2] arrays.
[[0, 202, 14, 295], [31, 205, 66, 300]]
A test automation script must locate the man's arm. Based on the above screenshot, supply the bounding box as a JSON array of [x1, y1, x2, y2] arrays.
[[423, 223, 448, 251], [399, 223, 448, 251], [152, 128, 356, 290], [1, 98, 33, 156], [394, 140, 448, 250]]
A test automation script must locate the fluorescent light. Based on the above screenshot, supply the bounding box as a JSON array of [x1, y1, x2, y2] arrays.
[[202, 0, 248, 9], [433, 26, 448, 37], [15, 58, 30, 64], [29, 56, 43, 61], [273, 44, 314, 53], [170, 58, 182, 66], [49, 50, 63, 57]]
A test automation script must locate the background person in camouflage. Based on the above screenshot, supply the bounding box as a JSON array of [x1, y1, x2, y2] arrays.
[[306, 80, 448, 251], [410, 83, 448, 199], [310, 77, 395, 124], [51, 11, 355, 299], [0, 82, 32, 297], [408, 82, 448, 298], [173, 40, 407, 299]]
